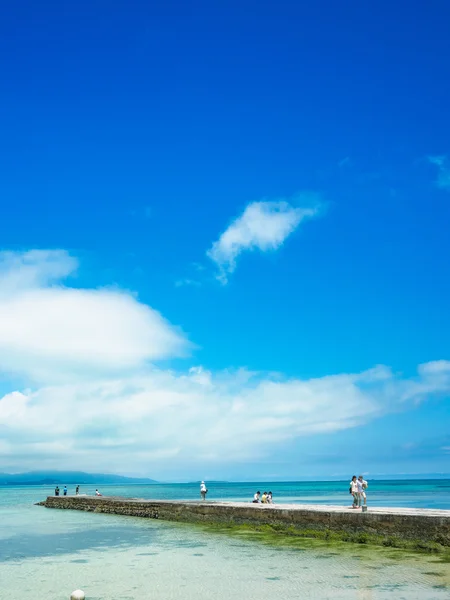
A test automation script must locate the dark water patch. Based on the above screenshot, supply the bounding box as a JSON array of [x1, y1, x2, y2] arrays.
[[436, 552, 450, 563], [266, 576, 281, 581], [166, 540, 208, 549], [192, 552, 204, 556], [422, 571, 442, 576], [136, 552, 158, 556], [0, 525, 160, 562], [343, 575, 360, 579], [70, 558, 89, 563]]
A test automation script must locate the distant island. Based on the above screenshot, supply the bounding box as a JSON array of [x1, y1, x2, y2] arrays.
[[0, 471, 157, 485]]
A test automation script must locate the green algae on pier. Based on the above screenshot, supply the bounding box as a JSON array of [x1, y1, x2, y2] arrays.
[[194, 520, 450, 558]]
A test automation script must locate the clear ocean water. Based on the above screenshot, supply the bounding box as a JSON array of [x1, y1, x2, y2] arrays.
[[1, 481, 449, 599]]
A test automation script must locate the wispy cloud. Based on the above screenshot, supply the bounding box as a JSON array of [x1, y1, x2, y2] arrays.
[[207, 194, 321, 284], [129, 206, 153, 219], [191, 262, 206, 272], [428, 155, 450, 191], [338, 156, 351, 167], [174, 263, 206, 287], [175, 278, 201, 288]]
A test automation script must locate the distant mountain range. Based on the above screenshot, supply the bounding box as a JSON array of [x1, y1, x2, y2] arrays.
[[0, 471, 157, 485]]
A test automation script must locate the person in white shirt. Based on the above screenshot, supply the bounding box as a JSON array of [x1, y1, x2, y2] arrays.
[[200, 481, 207, 500], [357, 475, 368, 506], [252, 491, 261, 503], [350, 476, 359, 508]]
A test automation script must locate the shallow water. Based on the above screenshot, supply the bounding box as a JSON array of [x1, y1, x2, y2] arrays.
[[1, 484, 449, 599]]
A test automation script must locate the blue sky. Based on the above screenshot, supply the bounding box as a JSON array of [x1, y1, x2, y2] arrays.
[[0, 1, 449, 480]]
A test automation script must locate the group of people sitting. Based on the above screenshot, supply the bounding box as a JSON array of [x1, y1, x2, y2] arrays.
[[349, 475, 368, 508], [252, 491, 273, 504]]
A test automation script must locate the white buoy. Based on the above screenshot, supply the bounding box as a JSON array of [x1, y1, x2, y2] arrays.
[[70, 590, 85, 600]]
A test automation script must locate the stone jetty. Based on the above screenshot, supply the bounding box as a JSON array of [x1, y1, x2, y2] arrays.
[[37, 495, 450, 548]]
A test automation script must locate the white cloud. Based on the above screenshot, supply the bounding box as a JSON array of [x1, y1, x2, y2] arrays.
[[175, 278, 201, 288], [207, 195, 320, 284], [1, 249, 449, 480], [0, 249, 77, 295], [1, 360, 449, 478], [0, 250, 189, 383], [428, 155, 450, 191]]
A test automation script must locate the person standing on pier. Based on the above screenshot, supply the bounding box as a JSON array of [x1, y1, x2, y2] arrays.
[[357, 475, 368, 506], [350, 476, 359, 508], [200, 481, 208, 500]]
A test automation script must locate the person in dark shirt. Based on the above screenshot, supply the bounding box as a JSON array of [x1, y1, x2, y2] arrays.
[[55, 486, 60, 496]]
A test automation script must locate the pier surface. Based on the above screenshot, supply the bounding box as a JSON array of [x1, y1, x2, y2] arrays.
[[38, 495, 450, 547]]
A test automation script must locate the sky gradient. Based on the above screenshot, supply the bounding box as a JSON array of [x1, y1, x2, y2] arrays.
[[1, 1, 450, 480]]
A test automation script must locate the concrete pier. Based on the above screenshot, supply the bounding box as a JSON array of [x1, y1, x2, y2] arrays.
[[37, 496, 450, 547]]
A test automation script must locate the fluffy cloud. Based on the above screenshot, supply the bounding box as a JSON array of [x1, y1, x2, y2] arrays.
[[1, 361, 450, 478], [0, 250, 189, 382], [428, 155, 450, 191], [207, 195, 320, 284], [1, 249, 449, 479]]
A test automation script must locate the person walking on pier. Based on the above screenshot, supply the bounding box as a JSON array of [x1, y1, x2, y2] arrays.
[[200, 481, 208, 500]]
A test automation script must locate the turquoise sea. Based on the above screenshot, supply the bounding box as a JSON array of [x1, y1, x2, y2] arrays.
[[1, 480, 449, 599]]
